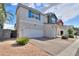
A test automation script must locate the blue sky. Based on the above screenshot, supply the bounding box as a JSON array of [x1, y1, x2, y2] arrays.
[[4, 4, 17, 29], [64, 15, 79, 27], [3, 3, 79, 29], [5, 4, 17, 25]]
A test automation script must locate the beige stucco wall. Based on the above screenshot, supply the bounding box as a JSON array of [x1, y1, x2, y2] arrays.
[[18, 7, 45, 24], [44, 24, 57, 38], [43, 15, 48, 24], [16, 6, 46, 38]]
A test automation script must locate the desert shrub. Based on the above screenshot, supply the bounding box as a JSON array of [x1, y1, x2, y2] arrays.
[[16, 37, 29, 45], [61, 36, 68, 39]]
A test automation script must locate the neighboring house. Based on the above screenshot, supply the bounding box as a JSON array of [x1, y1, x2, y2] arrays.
[[16, 3, 74, 38], [56, 19, 74, 37]]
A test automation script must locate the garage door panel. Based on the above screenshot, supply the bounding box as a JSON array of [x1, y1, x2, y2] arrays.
[[23, 29, 43, 38]]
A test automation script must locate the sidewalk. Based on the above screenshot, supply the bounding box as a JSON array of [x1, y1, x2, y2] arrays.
[[57, 38, 79, 56]]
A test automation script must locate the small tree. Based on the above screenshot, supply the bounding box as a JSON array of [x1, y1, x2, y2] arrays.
[[68, 29, 74, 38], [68, 29, 73, 34]]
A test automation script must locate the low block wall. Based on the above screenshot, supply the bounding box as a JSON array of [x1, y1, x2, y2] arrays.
[[0, 29, 11, 39], [0, 30, 3, 39]]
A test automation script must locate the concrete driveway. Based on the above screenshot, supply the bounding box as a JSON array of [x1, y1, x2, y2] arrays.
[[30, 37, 75, 56]]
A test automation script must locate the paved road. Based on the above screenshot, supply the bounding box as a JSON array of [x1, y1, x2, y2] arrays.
[[30, 38, 75, 56]]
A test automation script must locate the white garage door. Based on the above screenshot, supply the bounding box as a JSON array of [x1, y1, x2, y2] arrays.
[[23, 29, 44, 38]]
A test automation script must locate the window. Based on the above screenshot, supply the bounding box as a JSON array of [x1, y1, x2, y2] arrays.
[[47, 14, 58, 24], [28, 10, 32, 18], [51, 17, 56, 23], [28, 10, 41, 20]]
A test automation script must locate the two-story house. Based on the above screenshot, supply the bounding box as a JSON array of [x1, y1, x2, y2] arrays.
[[16, 3, 58, 38]]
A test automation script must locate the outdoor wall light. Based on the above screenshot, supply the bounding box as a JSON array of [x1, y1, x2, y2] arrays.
[[34, 24, 36, 27]]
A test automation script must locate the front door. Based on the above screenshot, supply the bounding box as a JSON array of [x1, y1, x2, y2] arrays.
[[60, 31, 63, 36]]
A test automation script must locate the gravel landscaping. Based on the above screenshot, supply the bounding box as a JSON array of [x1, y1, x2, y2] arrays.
[[0, 40, 49, 56]]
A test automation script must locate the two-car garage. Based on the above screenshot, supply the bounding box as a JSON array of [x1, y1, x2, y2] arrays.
[[18, 22, 44, 38]]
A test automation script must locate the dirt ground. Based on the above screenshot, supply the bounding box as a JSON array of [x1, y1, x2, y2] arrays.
[[0, 40, 49, 56]]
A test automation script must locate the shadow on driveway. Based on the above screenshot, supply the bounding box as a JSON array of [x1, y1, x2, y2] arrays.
[[11, 43, 25, 47], [31, 37, 56, 41], [0, 38, 16, 42]]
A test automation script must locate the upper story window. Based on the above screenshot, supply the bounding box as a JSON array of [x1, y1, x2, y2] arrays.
[[47, 13, 58, 24], [28, 10, 41, 20]]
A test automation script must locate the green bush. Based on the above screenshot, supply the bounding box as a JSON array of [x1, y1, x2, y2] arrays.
[[61, 36, 68, 39], [69, 34, 74, 38], [68, 29, 73, 34], [16, 37, 29, 45], [74, 32, 77, 36]]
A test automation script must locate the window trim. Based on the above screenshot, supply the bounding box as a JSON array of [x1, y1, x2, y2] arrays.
[[28, 10, 41, 20]]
